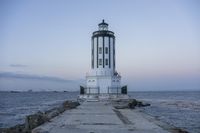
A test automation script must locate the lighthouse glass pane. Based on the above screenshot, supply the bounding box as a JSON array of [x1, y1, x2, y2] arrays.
[[99, 25, 108, 31], [105, 59, 108, 65], [99, 59, 102, 65], [99, 47, 102, 54], [105, 47, 108, 54], [104, 37, 109, 45]]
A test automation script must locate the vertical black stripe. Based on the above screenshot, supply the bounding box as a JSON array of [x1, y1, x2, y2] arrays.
[[91, 38, 93, 68], [103, 36, 105, 68], [109, 37, 111, 68], [113, 37, 115, 70], [97, 37, 98, 68], [92, 37, 94, 69]]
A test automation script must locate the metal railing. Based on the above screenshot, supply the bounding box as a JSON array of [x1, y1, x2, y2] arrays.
[[86, 87, 100, 94], [107, 87, 121, 95], [80, 86, 127, 95]]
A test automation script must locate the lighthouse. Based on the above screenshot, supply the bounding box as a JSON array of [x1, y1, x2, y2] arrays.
[[80, 20, 127, 99]]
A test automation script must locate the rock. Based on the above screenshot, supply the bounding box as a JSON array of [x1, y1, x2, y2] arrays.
[[114, 105, 129, 109], [46, 109, 59, 119], [141, 103, 151, 107], [31, 128, 49, 133], [1, 100, 80, 133], [56, 106, 65, 113], [25, 111, 48, 131], [136, 101, 150, 107], [62, 101, 80, 109], [25, 101, 80, 131], [0, 124, 25, 133], [128, 99, 151, 108], [171, 128, 189, 133], [45, 107, 62, 119], [128, 99, 138, 109], [113, 99, 151, 109]]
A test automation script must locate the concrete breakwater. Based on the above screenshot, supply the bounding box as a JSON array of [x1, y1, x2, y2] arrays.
[[31, 98, 188, 133], [0, 98, 189, 133], [0, 101, 80, 133]]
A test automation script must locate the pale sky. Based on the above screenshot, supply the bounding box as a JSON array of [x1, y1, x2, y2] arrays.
[[0, 0, 200, 91]]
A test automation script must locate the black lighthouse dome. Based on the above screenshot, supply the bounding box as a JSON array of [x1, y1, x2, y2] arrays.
[[92, 20, 114, 38], [98, 19, 108, 31]]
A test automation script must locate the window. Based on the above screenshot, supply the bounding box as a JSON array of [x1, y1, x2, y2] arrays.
[[105, 59, 108, 65], [105, 47, 108, 54], [99, 59, 102, 65], [99, 47, 102, 54]]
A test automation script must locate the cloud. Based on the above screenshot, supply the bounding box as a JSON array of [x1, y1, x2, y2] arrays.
[[0, 72, 74, 82], [10, 64, 28, 67], [0, 72, 84, 91]]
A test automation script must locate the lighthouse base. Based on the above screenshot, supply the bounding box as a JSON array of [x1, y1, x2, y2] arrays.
[[78, 94, 130, 101], [86, 74, 121, 94]]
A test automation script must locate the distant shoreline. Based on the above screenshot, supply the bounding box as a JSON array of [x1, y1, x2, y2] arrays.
[[0, 90, 79, 93], [0, 90, 199, 93]]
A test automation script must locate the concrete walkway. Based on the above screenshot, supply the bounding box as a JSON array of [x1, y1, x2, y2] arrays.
[[32, 101, 171, 133]]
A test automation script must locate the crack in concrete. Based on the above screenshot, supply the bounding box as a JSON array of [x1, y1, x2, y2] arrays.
[[113, 109, 132, 125], [82, 123, 118, 125]]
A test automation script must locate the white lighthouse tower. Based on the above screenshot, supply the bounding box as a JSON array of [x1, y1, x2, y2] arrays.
[[80, 20, 127, 99]]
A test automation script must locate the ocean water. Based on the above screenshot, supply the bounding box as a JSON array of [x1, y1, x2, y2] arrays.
[[0, 91, 200, 133], [0, 91, 78, 128], [129, 91, 200, 133]]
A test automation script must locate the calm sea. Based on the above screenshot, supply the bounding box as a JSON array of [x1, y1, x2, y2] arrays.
[[0, 91, 200, 133], [0, 91, 78, 128], [129, 91, 200, 133]]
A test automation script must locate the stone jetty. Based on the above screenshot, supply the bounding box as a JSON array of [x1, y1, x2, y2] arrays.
[[31, 99, 186, 133]]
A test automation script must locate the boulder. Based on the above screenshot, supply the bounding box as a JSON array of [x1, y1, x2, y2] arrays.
[[25, 111, 48, 131], [0, 124, 25, 133], [128, 99, 138, 109], [1, 100, 80, 133], [114, 105, 129, 109], [62, 101, 80, 109], [31, 128, 49, 133], [113, 99, 151, 109]]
